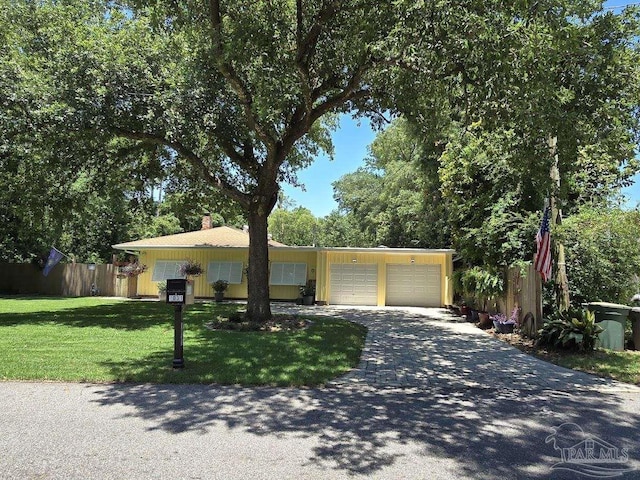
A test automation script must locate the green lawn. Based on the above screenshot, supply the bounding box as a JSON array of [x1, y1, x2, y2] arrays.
[[554, 350, 640, 385], [0, 297, 366, 386]]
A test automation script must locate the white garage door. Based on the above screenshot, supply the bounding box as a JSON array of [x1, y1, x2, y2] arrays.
[[329, 264, 378, 306], [386, 264, 441, 307]]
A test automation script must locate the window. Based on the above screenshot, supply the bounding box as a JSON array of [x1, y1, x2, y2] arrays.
[[152, 260, 187, 282], [207, 261, 243, 284], [270, 262, 307, 286]]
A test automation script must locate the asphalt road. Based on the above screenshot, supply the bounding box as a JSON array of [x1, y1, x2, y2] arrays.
[[2, 307, 639, 479]]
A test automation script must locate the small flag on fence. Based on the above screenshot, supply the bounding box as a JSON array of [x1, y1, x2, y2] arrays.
[[43, 247, 65, 277], [534, 205, 552, 282]]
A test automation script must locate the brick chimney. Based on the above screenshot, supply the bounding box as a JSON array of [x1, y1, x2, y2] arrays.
[[201, 213, 212, 230]]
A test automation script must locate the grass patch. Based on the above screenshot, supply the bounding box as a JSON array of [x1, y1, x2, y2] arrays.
[[0, 297, 366, 386], [492, 330, 640, 385], [554, 350, 640, 385]]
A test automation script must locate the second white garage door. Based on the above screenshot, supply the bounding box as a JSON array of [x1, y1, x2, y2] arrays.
[[329, 264, 378, 306], [386, 264, 441, 307]]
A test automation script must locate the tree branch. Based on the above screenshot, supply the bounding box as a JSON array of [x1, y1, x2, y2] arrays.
[[108, 126, 249, 207], [295, 1, 345, 117], [296, 1, 342, 66], [310, 63, 371, 123], [296, 0, 314, 116], [211, 129, 259, 176], [208, 0, 277, 153]]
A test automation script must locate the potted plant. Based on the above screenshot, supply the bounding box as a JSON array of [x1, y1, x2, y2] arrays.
[[491, 306, 519, 334], [114, 261, 147, 298], [460, 268, 480, 322], [116, 262, 148, 278], [211, 280, 229, 302], [299, 284, 315, 306], [157, 281, 167, 302], [475, 268, 504, 327], [179, 260, 204, 278]]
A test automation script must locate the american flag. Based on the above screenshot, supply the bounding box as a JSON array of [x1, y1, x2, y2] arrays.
[[534, 206, 552, 282]]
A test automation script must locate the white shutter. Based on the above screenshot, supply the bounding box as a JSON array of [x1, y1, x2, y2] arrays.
[[206, 261, 243, 284]]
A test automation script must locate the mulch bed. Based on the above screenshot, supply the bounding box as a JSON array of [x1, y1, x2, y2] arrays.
[[206, 314, 311, 332], [488, 327, 583, 363]]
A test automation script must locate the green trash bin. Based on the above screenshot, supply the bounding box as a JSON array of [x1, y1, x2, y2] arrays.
[[587, 302, 631, 351], [629, 307, 640, 351]]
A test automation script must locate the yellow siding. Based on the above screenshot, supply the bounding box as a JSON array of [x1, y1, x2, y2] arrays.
[[316, 251, 329, 304], [315, 251, 454, 307], [136, 248, 316, 300], [136, 247, 453, 306], [268, 249, 317, 300]]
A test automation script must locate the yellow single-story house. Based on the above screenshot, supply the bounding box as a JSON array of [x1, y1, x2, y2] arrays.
[[113, 222, 455, 307]]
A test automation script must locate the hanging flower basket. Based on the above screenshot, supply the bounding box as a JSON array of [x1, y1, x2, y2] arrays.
[[179, 260, 204, 277], [117, 262, 147, 278]]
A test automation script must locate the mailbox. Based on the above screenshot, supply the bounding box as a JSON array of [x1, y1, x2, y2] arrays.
[[166, 279, 187, 305]]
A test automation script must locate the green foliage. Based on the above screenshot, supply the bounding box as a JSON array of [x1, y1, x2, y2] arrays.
[[452, 269, 465, 302], [317, 211, 375, 248], [557, 207, 640, 304], [128, 213, 183, 241], [299, 284, 315, 297], [460, 267, 504, 311], [434, 5, 640, 268], [211, 280, 229, 293], [554, 349, 640, 385], [4, 0, 640, 318], [268, 207, 318, 246], [331, 118, 450, 248], [179, 260, 203, 277], [537, 307, 603, 352], [439, 127, 544, 267]]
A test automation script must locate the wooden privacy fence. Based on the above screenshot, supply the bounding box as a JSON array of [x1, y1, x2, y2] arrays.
[[501, 263, 543, 332], [0, 263, 137, 297]]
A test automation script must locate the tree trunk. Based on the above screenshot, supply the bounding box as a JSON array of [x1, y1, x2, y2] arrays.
[[548, 135, 570, 312], [245, 203, 272, 322]]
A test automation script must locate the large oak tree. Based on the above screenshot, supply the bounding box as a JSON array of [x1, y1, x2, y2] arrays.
[[3, 0, 619, 320]]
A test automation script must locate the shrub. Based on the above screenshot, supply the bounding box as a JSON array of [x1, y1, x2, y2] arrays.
[[461, 266, 504, 312], [211, 280, 229, 293], [537, 307, 603, 352]]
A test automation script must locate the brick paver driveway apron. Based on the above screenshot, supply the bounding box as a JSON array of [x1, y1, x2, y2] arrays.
[[275, 305, 637, 394]]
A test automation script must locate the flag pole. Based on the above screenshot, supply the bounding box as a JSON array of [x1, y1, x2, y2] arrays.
[[548, 135, 570, 312], [52, 246, 72, 261]]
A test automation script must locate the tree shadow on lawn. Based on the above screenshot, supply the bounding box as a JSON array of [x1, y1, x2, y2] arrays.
[[99, 318, 366, 385], [90, 309, 640, 478], [0, 300, 238, 331]]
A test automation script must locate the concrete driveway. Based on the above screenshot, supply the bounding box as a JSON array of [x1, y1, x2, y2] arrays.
[[2, 306, 639, 479]]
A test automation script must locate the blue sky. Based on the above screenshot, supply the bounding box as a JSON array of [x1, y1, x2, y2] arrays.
[[281, 115, 376, 217], [283, 1, 640, 217]]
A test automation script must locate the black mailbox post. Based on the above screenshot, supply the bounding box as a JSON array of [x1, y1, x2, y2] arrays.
[[166, 279, 186, 368], [166, 279, 187, 305]]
